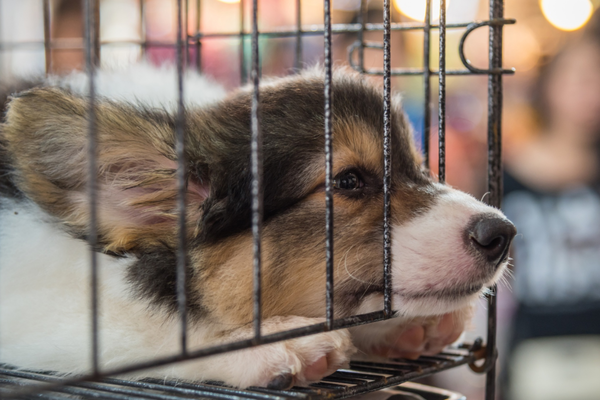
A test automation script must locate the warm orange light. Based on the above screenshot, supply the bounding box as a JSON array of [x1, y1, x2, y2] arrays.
[[393, 0, 450, 23], [218, 0, 240, 3], [540, 0, 593, 31]]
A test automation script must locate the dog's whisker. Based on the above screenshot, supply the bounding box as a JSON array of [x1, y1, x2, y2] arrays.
[[342, 244, 372, 285]]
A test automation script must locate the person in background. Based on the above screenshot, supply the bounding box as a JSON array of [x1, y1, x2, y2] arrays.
[[502, 14, 600, 400]]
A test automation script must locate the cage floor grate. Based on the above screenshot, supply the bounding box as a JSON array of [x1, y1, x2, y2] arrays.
[[0, 346, 476, 400]]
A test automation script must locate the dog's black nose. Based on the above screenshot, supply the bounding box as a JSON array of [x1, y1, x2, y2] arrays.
[[469, 214, 516, 265]]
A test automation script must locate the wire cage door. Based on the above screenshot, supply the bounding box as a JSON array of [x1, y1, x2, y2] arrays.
[[0, 0, 514, 399]]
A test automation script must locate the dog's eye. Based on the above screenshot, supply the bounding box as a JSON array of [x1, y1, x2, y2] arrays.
[[333, 171, 364, 190]]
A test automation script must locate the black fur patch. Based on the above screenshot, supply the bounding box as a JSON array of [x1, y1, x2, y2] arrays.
[[0, 136, 22, 199], [126, 247, 206, 318]]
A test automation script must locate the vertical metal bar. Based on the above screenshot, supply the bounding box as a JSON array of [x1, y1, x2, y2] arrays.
[[422, 0, 431, 168], [250, 0, 263, 339], [437, 0, 446, 183], [140, 0, 147, 57], [43, 0, 51, 75], [357, 0, 366, 73], [485, 0, 504, 398], [487, 4, 503, 207], [382, 0, 392, 317], [323, 0, 334, 329], [195, 0, 202, 71], [0, 2, 2, 82], [83, 0, 99, 376], [175, 0, 188, 355], [93, 0, 100, 67], [485, 284, 498, 400], [294, 0, 302, 70], [184, 0, 189, 68], [240, 0, 247, 85]]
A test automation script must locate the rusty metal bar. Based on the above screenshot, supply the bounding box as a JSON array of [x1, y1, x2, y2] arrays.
[[250, 0, 263, 339], [295, 0, 302, 70], [140, 0, 147, 57], [240, 0, 247, 84], [82, 0, 99, 376], [484, 1, 505, 399], [195, 0, 202, 71], [437, 0, 446, 183], [382, 0, 392, 318], [93, 0, 100, 67], [423, 0, 431, 168], [43, 0, 51, 74], [175, 0, 188, 355], [323, 0, 334, 330]]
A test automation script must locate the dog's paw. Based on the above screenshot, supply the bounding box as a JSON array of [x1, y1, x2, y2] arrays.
[[262, 327, 355, 389], [219, 316, 355, 389], [351, 306, 473, 360], [371, 312, 464, 359]]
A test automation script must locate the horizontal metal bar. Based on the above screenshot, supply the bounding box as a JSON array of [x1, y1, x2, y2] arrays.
[[104, 378, 275, 400], [321, 375, 369, 385], [347, 41, 515, 76], [0, 20, 475, 52], [189, 21, 472, 39], [0, 19, 472, 50], [138, 378, 293, 400], [0, 371, 139, 400], [358, 68, 512, 76], [328, 371, 380, 381], [0, 40, 177, 51], [309, 382, 347, 390]]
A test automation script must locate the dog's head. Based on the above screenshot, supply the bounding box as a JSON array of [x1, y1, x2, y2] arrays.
[[0, 68, 515, 325]]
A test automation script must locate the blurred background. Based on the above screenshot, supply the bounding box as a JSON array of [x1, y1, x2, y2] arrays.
[[2, 0, 600, 399]]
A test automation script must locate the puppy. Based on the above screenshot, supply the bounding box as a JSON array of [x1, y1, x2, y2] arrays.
[[0, 65, 515, 388]]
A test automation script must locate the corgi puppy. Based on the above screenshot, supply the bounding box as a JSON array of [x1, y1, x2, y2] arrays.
[[0, 65, 515, 388]]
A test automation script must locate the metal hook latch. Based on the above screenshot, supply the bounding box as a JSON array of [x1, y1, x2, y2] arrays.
[[458, 18, 517, 75], [468, 338, 498, 374]]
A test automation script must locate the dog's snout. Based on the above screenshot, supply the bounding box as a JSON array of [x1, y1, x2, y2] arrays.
[[468, 214, 516, 265]]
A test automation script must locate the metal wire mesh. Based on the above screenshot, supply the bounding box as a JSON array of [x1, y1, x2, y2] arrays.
[[0, 0, 515, 399]]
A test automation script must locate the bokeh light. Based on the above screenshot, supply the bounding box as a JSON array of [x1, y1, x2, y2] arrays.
[[540, 0, 593, 31], [217, 0, 240, 4], [393, 0, 450, 23]]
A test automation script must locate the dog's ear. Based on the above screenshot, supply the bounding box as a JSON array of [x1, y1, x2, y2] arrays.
[[2, 87, 209, 252]]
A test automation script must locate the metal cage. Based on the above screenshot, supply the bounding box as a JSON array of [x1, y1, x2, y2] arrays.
[[0, 0, 514, 399]]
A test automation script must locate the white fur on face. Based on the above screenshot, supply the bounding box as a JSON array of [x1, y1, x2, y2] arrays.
[[389, 184, 508, 317]]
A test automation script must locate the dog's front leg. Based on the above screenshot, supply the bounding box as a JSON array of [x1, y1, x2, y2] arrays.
[[166, 316, 355, 389]]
